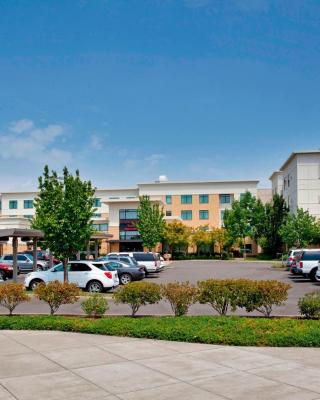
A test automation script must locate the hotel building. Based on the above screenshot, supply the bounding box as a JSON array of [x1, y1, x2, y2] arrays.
[[270, 150, 320, 220], [0, 177, 271, 254]]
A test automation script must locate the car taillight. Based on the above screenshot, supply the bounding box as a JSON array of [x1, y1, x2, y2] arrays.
[[289, 257, 294, 261], [300, 261, 303, 267], [104, 271, 112, 279]]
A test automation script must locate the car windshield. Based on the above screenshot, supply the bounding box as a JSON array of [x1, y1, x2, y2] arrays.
[[94, 263, 116, 271], [52, 263, 63, 272]]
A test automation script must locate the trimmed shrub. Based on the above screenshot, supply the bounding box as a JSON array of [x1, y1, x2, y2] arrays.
[[113, 281, 161, 316], [161, 281, 198, 316], [243, 280, 291, 317], [81, 294, 109, 318], [298, 291, 320, 319], [0, 283, 30, 316], [198, 279, 251, 316], [34, 280, 80, 315]]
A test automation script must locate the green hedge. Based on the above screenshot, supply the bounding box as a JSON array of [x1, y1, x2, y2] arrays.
[[1, 315, 320, 347]]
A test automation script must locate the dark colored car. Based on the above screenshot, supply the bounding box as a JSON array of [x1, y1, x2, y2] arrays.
[[93, 261, 145, 285], [0, 263, 13, 281], [290, 261, 299, 275], [21, 251, 60, 265], [98, 255, 141, 268]]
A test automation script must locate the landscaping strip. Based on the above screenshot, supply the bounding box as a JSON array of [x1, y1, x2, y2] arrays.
[[1, 315, 320, 347]]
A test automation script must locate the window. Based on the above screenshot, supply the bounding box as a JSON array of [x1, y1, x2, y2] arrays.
[[3, 255, 13, 261], [133, 253, 155, 261], [240, 193, 246, 201], [93, 213, 102, 218], [199, 194, 209, 204], [23, 215, 33, 220], [302, 251, 320, 261], [92, 223, 108, 232], [219, 194, 231, 204], [98, 262, 118, 271], [93, 198, 101, 207], [119, 209, 138, 220], [24, 200, 33, 209], [166, 195, 172, 204], [9, 200, 18, 209], [181, 210, 192, 220], [0, 201, 1, 210], [119, 231, 140, 240], [181, 195, 192, 204], [220, 210, 225, 224], [199, 210, 209, 220], [69, 263, 91, 272], [53, 264, 64, 272], [18, 255, 29, 261], [166, 210, 172, 217]]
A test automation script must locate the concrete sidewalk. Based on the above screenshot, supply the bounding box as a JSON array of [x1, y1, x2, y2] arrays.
[[0, 331, 320, 399]]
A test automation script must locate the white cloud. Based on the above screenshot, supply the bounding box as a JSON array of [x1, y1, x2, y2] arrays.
[[145, 153, 166, 167], [0, 119, 71, 165], [90, 134, 104, 150], [9, 118, 35, 133]]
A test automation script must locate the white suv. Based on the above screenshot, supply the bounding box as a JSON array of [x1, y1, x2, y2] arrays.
[[296, 249, 320, 281], [24, 260, 119, 292], [108, 252, 161, 274]]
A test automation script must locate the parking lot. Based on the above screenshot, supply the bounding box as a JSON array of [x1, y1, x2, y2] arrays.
[[1, 260, 318, 316]]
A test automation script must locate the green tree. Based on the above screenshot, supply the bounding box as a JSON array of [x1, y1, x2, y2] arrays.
[[211, 228, 232, 258], [223, 192, 265, 255], [260, 194, 289, 257], [135, 195, 165, 251], [279, 208, 320, 248], [163, 221, 191, 255], [33, 166, 95, 281], [190, 226, 212, 255]]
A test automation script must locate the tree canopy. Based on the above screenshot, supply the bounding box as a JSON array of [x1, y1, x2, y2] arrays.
[[279, 208, 320, 248], [33, 166, 95, 281], [135, 195, 165, 251], [162, 220, 191, 253]]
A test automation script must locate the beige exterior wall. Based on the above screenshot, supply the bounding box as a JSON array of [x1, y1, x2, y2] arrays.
[[162, 194, 220, 228]]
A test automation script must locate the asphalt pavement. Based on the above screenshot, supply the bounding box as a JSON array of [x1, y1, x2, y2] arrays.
[[0, 260, 318, 316]]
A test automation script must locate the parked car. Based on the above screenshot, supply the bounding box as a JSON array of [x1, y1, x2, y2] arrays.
[[98, 255, 142, 269], [0, 254, 49, 273], [107, 252, 161, 274], [284, 249, 302, 270], [24, 260, 119, 292], [0, 263, 13, 281], [96, 260, 145, 285], [295, 249, 320, 281], [155, 253, 166, 270], [21, 250, 60, 265], [316, 261, 320, 282], [290, 260, 299, 275]]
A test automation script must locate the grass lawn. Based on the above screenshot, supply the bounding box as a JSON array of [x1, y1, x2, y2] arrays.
[[1, 315, 320, 347]]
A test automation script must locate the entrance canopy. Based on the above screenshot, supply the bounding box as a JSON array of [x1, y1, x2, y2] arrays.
[[0, 228, 44, 282]]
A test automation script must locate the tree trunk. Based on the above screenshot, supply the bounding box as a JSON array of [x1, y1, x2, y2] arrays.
[[63, 258, 69, 282]]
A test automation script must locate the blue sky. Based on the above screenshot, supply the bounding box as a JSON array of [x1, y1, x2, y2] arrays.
[[1, 0, 320, 191]]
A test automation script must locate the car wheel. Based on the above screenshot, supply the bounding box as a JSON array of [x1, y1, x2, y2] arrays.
[[87, 280, 103, 293], [36, 265, 43, 271], [120, 273, 132, 285], [314, 270, 320, 282], [309, 269, 318, 282], [29, 279, 43, 290], [0, 271, 6, 281]]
